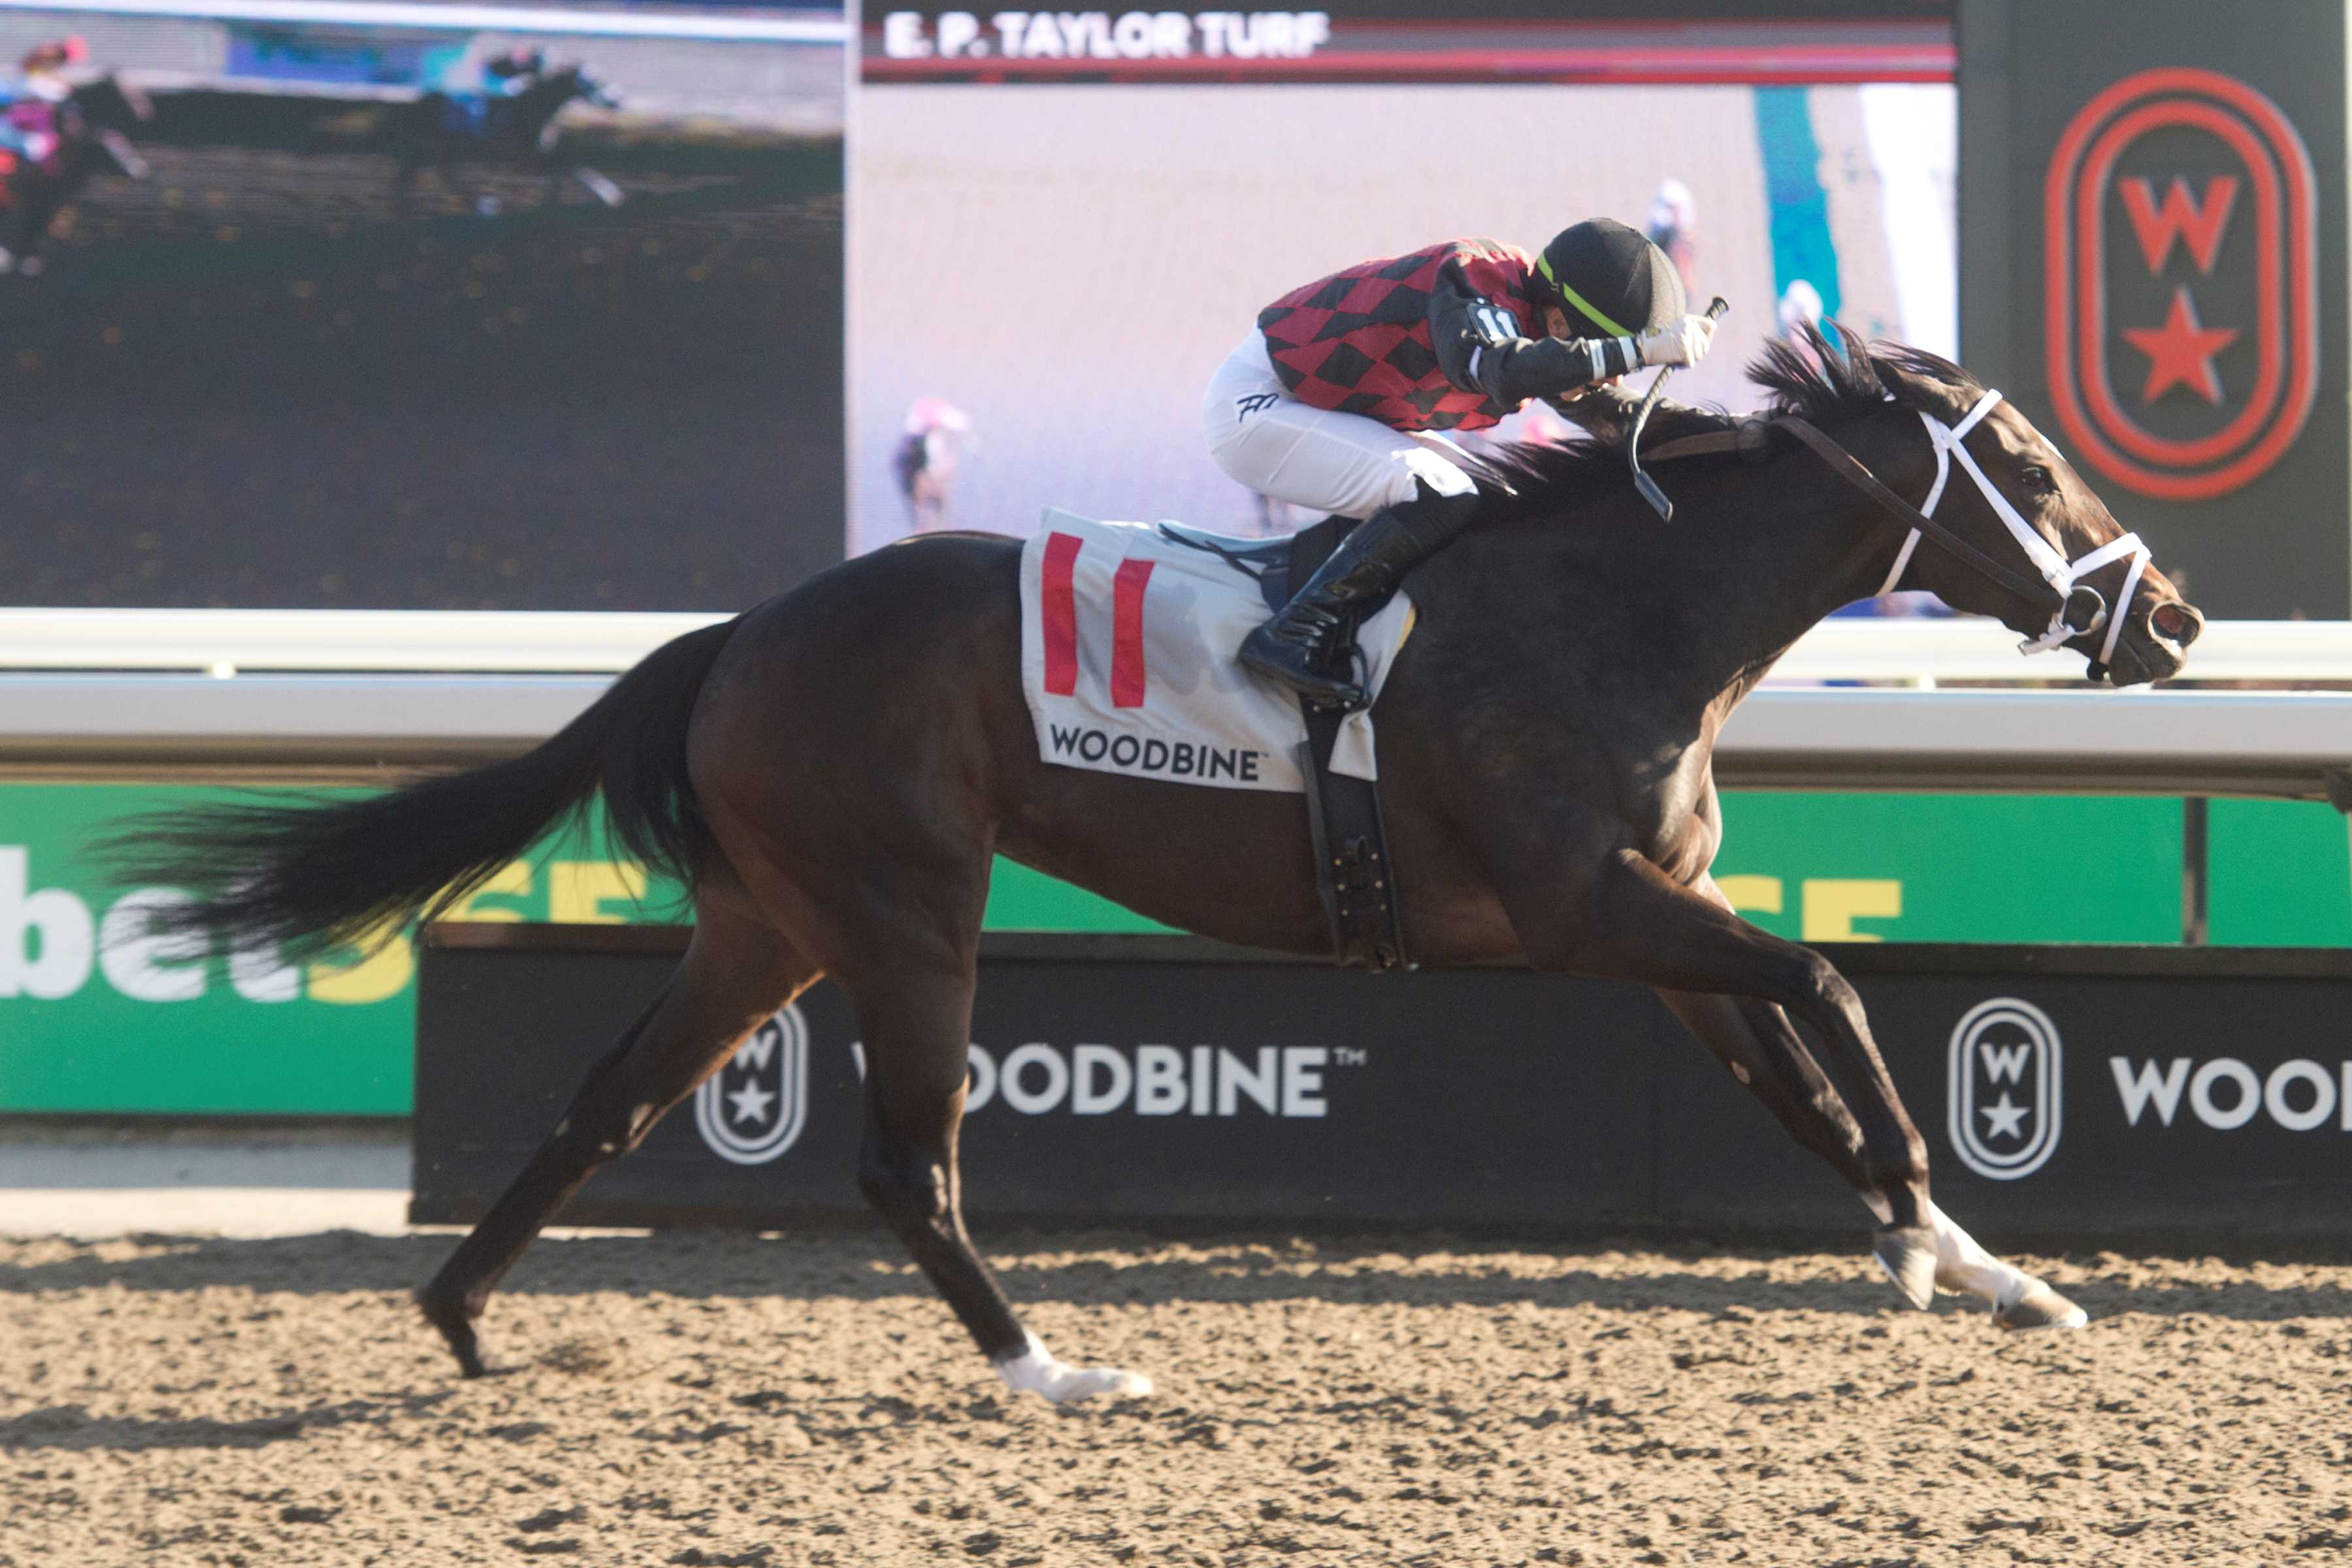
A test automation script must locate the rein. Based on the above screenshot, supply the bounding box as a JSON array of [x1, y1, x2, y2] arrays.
[[1644, 388, 2151, 670]]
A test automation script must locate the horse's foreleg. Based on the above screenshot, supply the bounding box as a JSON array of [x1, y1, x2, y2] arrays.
[[1919, 1201, 2085, 1327], [849, 961, 1151, 1404], [415, 915, 817, 1375], [572, 166, 623, 207], [1656, 985, 2086, 1328], [1516, 850, 1936, 1301], [1657, 875, 1876, 1207], [1654, 988, 1872, 1201], [96, 129, 146, 180]]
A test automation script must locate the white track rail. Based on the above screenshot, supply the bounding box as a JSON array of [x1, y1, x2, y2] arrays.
[[3, 676, 2345, 798], [1764, 617, 2352, 686], [1, 613, 2349, 796], [0, 610, 2344, 681], [1718, 688, 2352, 799], [0, 608, 729, 675]]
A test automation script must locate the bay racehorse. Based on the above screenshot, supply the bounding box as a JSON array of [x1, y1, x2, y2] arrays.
[[390, 65, 623, 213], [120, 326, 2202, 1403], [0, 75, 149, 276]]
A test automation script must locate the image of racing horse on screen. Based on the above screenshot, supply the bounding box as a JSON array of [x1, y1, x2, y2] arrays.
[[116, 321, 2204, 1405], [389, 52, 624, 214], [0, 50, 150, 276]]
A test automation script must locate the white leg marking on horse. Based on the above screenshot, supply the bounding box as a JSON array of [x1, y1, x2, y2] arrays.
[[1925, 1201, 2026, 1302], [994, 1333, 1154, 1404], [1926, 1201, 2087, 1328]]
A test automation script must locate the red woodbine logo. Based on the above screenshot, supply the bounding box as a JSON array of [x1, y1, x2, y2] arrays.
[[2044, 67, 2319, 500]]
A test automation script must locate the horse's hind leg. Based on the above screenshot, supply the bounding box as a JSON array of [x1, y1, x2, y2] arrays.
[[847, 957, 1152, 1403], [416, 908, 817, 1375], [1656, 987, 2086, 1329], [3, 205, 42, 276]]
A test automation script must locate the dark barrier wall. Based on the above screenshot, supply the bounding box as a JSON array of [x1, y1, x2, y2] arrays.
[[1959, 0, 2349, 617], [416, 926, 2352, 1242]]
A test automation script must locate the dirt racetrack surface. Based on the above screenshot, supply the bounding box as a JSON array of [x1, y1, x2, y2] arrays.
[[3, 1230, 2347, 1566]]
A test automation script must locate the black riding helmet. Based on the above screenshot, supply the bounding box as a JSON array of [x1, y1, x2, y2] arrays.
[[1535, 218, 1686, 339]]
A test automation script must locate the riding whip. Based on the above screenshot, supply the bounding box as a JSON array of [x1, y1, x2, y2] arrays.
[[1629, 296, 1728, 523]]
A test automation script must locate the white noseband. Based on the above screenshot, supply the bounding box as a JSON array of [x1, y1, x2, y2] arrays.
[[1875, 387, 2150, 669]]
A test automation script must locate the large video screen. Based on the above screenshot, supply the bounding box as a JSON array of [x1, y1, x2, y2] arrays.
[[0, 1, 843, 610], [849, 6, 1954, 553]]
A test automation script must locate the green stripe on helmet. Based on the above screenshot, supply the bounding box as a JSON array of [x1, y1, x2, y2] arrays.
[[1537, 253, 1634, 338]]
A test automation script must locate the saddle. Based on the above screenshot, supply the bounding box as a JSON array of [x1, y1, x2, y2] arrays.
[[1162, 518, 1409, 972]]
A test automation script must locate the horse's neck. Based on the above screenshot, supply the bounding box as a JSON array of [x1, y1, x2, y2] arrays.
[[1514, 421, 1919, 710], [1611, 416, 1915, 703]]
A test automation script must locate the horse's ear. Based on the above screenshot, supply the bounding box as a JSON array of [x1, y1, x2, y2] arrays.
[[1786, 318, 1895, 411], [1871, 352, 1931, 404], [1870, 348, 1960, 421]]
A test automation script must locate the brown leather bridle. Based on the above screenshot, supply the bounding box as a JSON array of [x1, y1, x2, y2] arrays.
[[1640, 391, 2147, 672]]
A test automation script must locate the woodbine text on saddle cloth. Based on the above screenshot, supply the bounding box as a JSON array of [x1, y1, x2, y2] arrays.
[[1018, 512, 1413, 792]]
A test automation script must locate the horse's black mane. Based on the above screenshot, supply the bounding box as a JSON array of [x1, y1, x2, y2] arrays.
[[1467, 319, 1985, 522]]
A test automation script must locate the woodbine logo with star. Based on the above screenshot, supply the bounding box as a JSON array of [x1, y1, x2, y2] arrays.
[[693, 1005, 811, 1166], [1947, 998, 2064, 1183], [2044, 66, 2320, 501]]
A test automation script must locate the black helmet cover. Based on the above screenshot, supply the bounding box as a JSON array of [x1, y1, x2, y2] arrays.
[[1535, 218, 1686, 337]]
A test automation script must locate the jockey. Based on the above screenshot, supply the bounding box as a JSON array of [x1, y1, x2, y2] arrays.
[[894, 395, 975, 531], [1209, 218, 1716, 708], [15, 36, 80, 101], [436, 46, 544, 135], [0, 37, 84, 169], [485, 46, 547, 90]]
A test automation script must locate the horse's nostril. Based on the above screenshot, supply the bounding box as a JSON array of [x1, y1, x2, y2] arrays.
[[2151, 602, 2200, 645]]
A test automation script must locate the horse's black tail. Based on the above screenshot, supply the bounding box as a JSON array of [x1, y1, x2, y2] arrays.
[[106, 618, 740, 958]]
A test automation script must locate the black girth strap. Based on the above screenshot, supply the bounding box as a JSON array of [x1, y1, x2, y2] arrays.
[[1268, 518, 1409, 972], [1644, 416, 2065, 617]]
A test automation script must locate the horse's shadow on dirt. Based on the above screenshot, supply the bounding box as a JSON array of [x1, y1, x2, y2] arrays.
[[6, 1228, 2351, 1323], [0, 1391, 454, 1452]]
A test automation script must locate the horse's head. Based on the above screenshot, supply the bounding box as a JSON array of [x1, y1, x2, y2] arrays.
[[1790, 326, 2204, 687], [555, 65, 619, 110], [68, 73, 152, 133]]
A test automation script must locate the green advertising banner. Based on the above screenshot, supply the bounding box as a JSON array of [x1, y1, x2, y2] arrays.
[[1711, 792, 2186, 945], [3, 783, 2347, 1115], [2206, 799, 2352, 946], [983, 792, 2196, 944], [0, 784, 688, 1116]]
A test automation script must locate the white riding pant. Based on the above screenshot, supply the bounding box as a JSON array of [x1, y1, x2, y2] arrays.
[[1202, 333, 1477, 520]]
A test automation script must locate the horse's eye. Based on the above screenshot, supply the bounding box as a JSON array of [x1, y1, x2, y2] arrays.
[[2019, 465, 2054, 493]]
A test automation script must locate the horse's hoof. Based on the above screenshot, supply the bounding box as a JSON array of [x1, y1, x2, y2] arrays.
[[1042, 1365, 1154, 1404], [995, 1339, 1153, 1404], [416, 1288, 489, 1378], [1871, 1224, 1938, 1311], [1993, 1284, 2089, 1331]]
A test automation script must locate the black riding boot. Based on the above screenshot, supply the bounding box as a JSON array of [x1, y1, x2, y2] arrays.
[[1239, 484, 1478, 709]]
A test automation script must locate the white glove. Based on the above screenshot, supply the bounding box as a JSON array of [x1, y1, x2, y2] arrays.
[[1635, 314, 1717, 368]]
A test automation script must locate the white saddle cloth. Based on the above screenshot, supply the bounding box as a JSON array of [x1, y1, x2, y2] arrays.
[[1018, 510, 1414, 793]]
